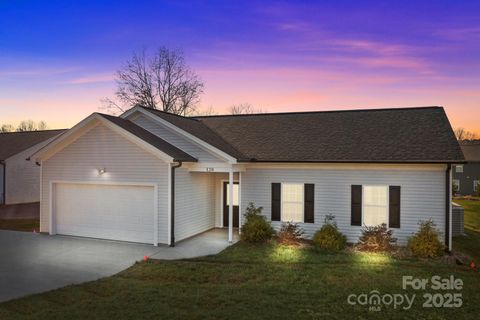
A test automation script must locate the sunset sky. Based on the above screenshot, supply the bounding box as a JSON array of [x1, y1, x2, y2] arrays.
[[0, 1, 479, 133]]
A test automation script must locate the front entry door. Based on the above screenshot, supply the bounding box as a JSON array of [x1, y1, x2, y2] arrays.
[[223, 181, 239, 228]]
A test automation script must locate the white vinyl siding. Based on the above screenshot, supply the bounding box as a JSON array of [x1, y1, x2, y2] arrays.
[[363, 185, 388, 226], [131, 114, 222, 162], [281, 183, 304, 222], [5, 136, 59, 204], [40, 123, 170, 244], [174, 168, 216, 242], [241, 164, 447, 245]]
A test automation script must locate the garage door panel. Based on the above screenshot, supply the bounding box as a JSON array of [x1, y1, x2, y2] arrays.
[[54, 183, 155, 244]]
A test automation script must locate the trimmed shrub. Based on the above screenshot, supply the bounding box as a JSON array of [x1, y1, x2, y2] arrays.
[[277, 222, 304, 245], [408, 219, 444, 258], [240, 203, 274, 243], [357, 223, 397, 252], [312, 214, 346, 251]]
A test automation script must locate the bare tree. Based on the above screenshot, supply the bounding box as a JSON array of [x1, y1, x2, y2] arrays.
[[455, 127, 478, 141], [229, 103, 265, 115], [16, 120, 48, 132], [38, 121, 48, 130], [0, 124, 14, 132], [193, 105, 218, 116], [102, 47, 204, 115], [17, 120, 38, 132]]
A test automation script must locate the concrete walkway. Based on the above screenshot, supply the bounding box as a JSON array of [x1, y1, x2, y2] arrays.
[[0, 228, 236, 303]]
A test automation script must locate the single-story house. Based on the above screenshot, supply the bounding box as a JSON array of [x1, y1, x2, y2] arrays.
[[452, 143, 480, 196], [0, 130, 66, 205], [30, 106, 464, 250]]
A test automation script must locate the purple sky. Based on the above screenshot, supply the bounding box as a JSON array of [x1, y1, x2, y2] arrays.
[[0, 1, 479, 133]]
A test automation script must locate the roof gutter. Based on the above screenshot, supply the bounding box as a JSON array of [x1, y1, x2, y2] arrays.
[[170, 161, 182, 247], [0, 160, 5, 205], [238, 159, 467, 164]]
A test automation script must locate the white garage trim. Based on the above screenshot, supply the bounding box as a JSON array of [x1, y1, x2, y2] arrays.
[[49, 180, 159, 246]]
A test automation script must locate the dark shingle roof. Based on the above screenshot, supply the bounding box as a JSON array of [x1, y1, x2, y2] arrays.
[[0, 129, 67, 160], [192, 106, 464, 163], [98, 113, 197, 162], [460, 145, 480, 162], [141, 107, 248, 160]]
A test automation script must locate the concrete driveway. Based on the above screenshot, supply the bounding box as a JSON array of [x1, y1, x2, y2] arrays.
[[0, 229, 235, 303]]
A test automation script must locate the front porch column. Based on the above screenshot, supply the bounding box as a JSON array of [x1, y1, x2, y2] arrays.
[[228, 168, 234, 243]]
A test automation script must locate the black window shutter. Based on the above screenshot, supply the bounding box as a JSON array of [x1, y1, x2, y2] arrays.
[[271, 183, 281, 221], [351, 185, 362, 226], [304, 184, 314, 223], [389, 186, 401, 228]]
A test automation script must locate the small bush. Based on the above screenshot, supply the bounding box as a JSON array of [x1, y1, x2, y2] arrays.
[[357, 223, 397, 252], [408, 219, 444, 258], [277, 221, 304, 245], [312, 214, 347, 251], [240, 203, 274, 243]]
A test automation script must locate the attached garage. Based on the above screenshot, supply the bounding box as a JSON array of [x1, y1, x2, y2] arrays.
[[52, 182, 157, 244]]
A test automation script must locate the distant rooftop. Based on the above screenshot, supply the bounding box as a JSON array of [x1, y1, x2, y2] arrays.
[[0, 129, 67, 160]]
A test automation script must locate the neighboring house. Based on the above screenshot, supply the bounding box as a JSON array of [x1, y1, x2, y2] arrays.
[[30, 106, 463, 250], [0, 130, 66, 205], [452, 143, 480, 196]]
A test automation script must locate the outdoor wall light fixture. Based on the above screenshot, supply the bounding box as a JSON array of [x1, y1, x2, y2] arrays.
[[98, 168, 107, 175]]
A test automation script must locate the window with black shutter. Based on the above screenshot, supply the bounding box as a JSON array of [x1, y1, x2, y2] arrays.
[[304, 184, 314, 223], [389, 186, 401, 228], [271, 183, 281, 221], [351, 185, 362, 226]]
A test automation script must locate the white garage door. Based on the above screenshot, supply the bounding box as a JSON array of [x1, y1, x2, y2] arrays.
[[54, 183, 155, 244]]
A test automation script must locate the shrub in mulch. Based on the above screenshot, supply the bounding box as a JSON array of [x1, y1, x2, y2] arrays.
[[356, 223, 397, 253], [312, 214, 347, 252], [276, 221, 304, 246], [240, 203, 275, 243], [408, 219, 444, 258]]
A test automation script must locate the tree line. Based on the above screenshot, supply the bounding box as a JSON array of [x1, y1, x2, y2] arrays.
[[0, 120, 48, 133]]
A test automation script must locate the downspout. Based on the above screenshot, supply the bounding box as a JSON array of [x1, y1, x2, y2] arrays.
[[0, 160, 5, 205], [170, 161, 182, 247], [445, 164, 451, 252]]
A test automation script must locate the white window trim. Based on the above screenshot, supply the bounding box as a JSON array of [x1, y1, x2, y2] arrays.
[[474, 180, 479, 192], [280, 183, 304, 223], [456, 165, 463, 173], [361, 185, 389, 227]]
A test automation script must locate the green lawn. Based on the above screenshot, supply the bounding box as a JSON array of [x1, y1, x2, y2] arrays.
[[1, 201, 479, 319], [454, 230, 480, 262], [1, 242, 479, 320], [453, 199, 480, 232], [0, 219, 39, 232]]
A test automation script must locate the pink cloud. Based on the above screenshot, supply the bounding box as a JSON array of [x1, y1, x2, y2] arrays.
[[67, 73, 115, 84]]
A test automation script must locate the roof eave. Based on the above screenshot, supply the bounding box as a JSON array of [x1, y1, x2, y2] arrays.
[[238, 159, 467, 164]]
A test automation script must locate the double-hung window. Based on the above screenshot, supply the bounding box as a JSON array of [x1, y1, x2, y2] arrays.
[[281, 183, 304, 222], [363, 185, 388, 226]]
